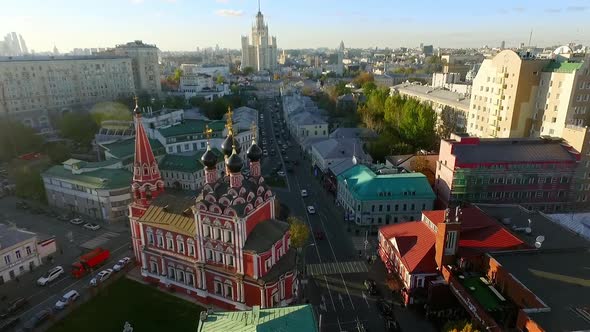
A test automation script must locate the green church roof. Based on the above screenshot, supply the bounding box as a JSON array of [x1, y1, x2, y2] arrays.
[[101, 137, 165, 160], [196, 305, 317, 332], [158, 149, 222, 173], [337, 165, 435, 201], [42, 165, 132, 190]]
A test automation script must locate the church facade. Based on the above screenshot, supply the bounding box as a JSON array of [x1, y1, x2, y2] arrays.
[[128, 104, 297, 310], [241, 6, 278, 72]]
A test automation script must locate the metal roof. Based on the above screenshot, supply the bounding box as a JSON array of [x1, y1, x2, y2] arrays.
[[452, 139, 577, 164], [138, 192, 196, 236], [0, 224, 36, 249], [158, 149, 222, 173], [243, 219, 289, 253], [158, 120, 226, 138], [42, 165, 132, 190]]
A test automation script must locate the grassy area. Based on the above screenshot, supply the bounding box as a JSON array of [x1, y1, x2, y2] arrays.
[[460, 276, 502, 311], [49, 278, 204, 332]]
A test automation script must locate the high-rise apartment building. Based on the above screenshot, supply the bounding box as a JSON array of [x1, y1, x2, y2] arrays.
[[240, 5, 278, 72], [561, 125, 590, 210], [0, 32, 28, 56], [0, 56, 135, 127], [467, 50, 549, 138], [532, 52, 590, 137], [103, 40, 161, 95]]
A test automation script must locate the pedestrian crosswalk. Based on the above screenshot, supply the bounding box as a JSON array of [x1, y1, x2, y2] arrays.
[[80, 231, 119, 249], [306, 260, 368, 276]]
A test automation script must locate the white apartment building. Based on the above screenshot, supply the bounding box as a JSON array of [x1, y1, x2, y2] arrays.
[[0, 224, 56, 284], [42, 159, 133, 223], [180, 64, 230, 78], [0, 55, 135, 127], [104, 40, 161, 95], [179, 73, 214, 93]]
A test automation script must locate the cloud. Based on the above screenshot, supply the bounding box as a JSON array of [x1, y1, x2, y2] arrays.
[[544, 8, 561, 13], [215, 9, 243, 16], [566, 6, 587, 11]]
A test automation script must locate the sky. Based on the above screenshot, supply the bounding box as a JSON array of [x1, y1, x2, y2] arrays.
[[0, 0, 589, 52]]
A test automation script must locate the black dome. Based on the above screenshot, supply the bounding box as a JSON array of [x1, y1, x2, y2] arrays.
[[247, 142, 263, 162], [200, 148, 217, 169], [221, 134, 241, 156], [226, 152, 243, 173]]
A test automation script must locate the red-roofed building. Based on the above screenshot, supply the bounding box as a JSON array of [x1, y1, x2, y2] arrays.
[[378, 206, 527, 306]]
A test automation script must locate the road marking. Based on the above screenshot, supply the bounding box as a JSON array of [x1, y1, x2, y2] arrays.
[[338, 293, 345, 309], [319, 212, 355, 310], [323, 275, 337, 311], [294, 178, 322, 264], [337, 316, 343, 331], [362, 291, 370, 308]]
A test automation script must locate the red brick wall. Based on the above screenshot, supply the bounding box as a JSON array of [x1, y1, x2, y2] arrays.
[[486, 256, 546, 309], [516, 310, 545, 332]]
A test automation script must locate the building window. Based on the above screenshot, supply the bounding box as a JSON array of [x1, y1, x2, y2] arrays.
[[227, 255, 235, 267], [15, 250, 21, 259], [403, 204, 407, 211], [188, 243, 195, 256], [147, 232, 154, 245], [4, 255, 10, 264], [216, 252, 224, 264], [265, 258, 272, 271], [224, 230, 233, 244], [157, 234, 164, 248], [166, 237, 174, 250], [206, 249, 213, 261], [225, 282, 233, 299], [214, 228, 221, 241], [149, 261, 159, 274], [177, 240, 185, 254], [214, 281, 223, 295], [203, 225, 211, 238], [25, 246, 32, 255]]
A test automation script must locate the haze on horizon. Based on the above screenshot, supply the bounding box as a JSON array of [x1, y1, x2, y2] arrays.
[[0, 0, 589, 53]]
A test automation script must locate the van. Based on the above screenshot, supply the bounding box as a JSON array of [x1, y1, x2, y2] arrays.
[[54, 290, 80, 310]]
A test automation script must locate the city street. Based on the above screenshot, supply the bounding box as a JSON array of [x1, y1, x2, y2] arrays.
[[258, 96, 436, 332], [0, 196, 133, 331]]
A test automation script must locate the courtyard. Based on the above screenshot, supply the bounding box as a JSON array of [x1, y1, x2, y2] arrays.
[[48, 278, 204, 332]]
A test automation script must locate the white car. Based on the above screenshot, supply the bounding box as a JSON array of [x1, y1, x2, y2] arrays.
[[113, 257, 131, 272], [277, 171, 286, 177], [54, 290, 80, 310], [301, 190, 308, 197], [69, 218, 84, 225], [90, 269, 113, 286], [83, 223, 100, 231], [37, 266, 64, 286], [307, 206, 316, 214]]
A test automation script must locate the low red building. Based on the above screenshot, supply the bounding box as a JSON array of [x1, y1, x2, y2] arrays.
[[128, 105, 296, 310], [378, 206, 526, 306]]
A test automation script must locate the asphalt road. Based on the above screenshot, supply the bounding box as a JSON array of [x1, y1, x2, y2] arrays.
[[258, 95, 436, 332], [0, 196, 133, 331]]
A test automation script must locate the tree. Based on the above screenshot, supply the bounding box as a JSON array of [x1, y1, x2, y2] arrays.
[[438, 106, 465, 139], [242, 67, 255, 76], [45, 142, 71, 164], [353, 72, 374, 87], [14, 166, 46, 202], [58, 113, 99, 148], [90, 102, 133, 125], [164, 96, 186, 109], [0, 120, 43, 161], [287, 216, 310, 249], [215, 75, 225, 84], [443, 320, 480, 332], [189, 96, 206, 108]]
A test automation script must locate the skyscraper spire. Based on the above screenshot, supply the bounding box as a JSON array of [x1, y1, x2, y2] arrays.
[[131, 96, 164, 205], [258, 0, 261, 13]]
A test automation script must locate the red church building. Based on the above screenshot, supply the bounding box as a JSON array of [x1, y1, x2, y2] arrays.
[[128, 104, 297, 310]]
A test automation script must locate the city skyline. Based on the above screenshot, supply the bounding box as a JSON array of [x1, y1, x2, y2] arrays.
[[0, 0, 589, 52]]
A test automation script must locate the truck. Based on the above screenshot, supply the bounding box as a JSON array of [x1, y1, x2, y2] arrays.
[[71, 247, 110, 278]]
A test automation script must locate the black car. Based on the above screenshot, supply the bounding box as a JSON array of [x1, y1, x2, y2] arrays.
[[377, 298, 394, 318], [23, 309, 51, 331], [0, 297, 28, 319], [0, 317, 20, 332], [364, 279, 379, 296]]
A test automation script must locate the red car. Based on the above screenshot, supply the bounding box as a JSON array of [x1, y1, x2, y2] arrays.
[[314, 230, 325, 240]]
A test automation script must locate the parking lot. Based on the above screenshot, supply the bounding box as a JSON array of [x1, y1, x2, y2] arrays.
[[0, 196, 132, 331]]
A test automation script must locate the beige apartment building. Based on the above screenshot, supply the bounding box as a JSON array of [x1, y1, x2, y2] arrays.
[[0, 55, 135, 123], [532, 55, 590, 137], [467, 50, 550, 138], [562, 125, 590, 210], [103, 40, 161, 95]]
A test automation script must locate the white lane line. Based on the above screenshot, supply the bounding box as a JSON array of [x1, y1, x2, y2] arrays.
[[265, 106, 290, 192], [295, 178, 321, 264], [323, 275, 337, 311], [337, 316, 343, 331], [362, 291, 370, 308], [319, 212, 355, 310]]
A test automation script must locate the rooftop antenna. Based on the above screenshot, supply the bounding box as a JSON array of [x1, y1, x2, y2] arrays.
[[528, 29, 533, 48]]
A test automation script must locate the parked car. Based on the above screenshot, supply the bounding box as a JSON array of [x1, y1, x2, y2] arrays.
[[69, 218, 84, 225], [57, 214, 70, 221], [377, 298, 395, 318], [0, 317, 20, 332], [364, 279, 379, 296], [307, 206, 316, 214], [300, 189, 308, 197], [0, 297, 27, 319], [37, 266, 65, 286], [113, 257, 131, 272], [54, 290, 80, 310], [83, 223, 101, 231], [90, 269, 113, 286], [23, 308, 51, 331], [314, 229, 325, 240], [277, 171, 286, 177]]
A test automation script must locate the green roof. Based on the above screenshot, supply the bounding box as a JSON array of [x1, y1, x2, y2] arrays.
[[196, 305, 317, 332], [158, 120, 226, 138], [63, 158, 121, 169], [543, 61, 584, 73], [337, 165, 435, 201], [158, 149, 222, 173], [101, 137, 165, 160], [42, 165, 132, 190]]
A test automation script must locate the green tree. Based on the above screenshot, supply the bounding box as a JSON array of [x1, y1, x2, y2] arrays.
[[164, 96, 186, 109], [216, 75, 225, 84], [58, 113, 99, 148], [0, 120, 43, 161], [242, 67, 255, 75], [438, 106, 465, 139], [90, 102, 133, 125], [45, 142, 71, 164], [353, 72, 374, 87], [443, 320, 480, 332], [287, 216, 310, 249], [189, 96, 206, 107], [14, 166, 46, 202]]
